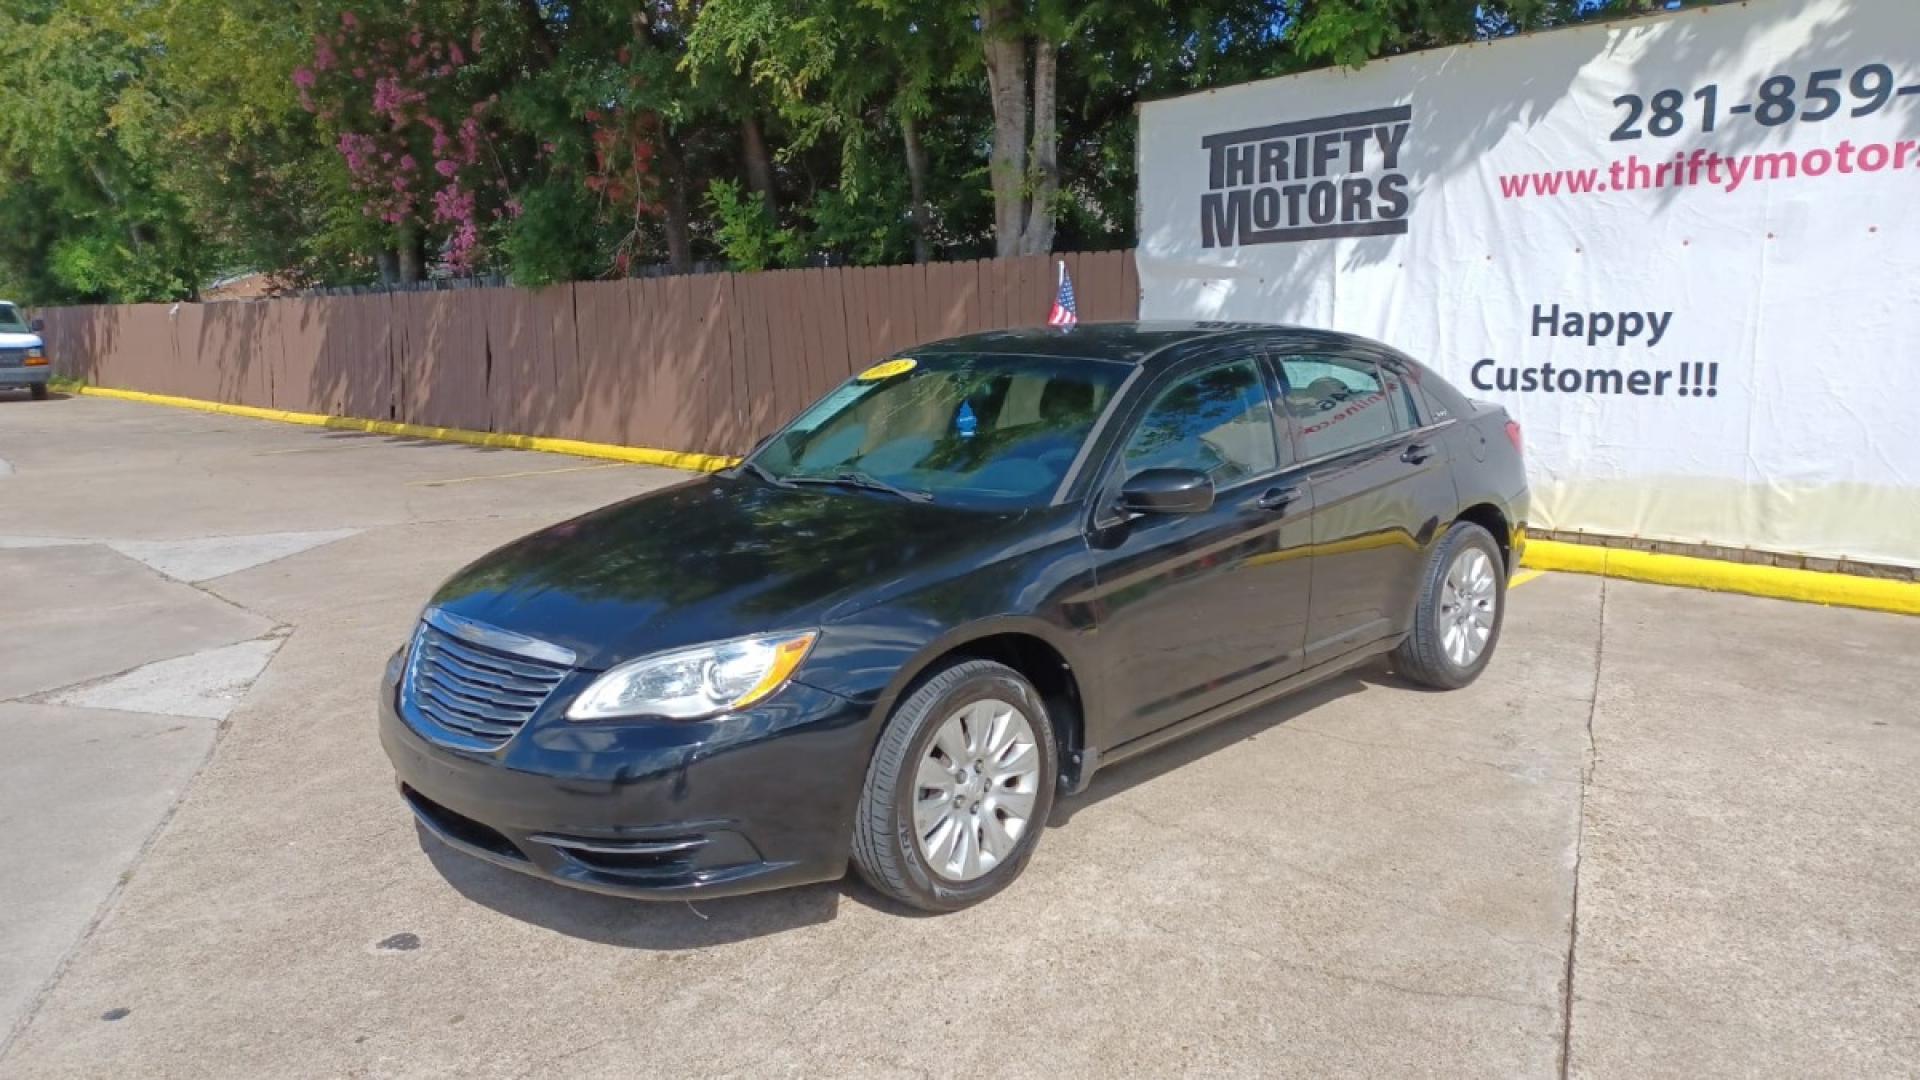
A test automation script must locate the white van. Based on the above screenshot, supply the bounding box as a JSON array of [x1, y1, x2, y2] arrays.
[[0, 300, 50, 399]]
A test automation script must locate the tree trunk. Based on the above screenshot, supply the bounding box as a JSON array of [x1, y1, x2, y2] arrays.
[[397, 225, 425, 283], [517, 0, 558, 61], [740, 114, 777, 217], [657, 136, 694, 273], [376, 250, 400, 286], [86, 161, 146, 255], [1018, 38, 1058, 255], [980, 1, 1030, 259], [627, 5, 689, 272], [901, 113, 933, 264]]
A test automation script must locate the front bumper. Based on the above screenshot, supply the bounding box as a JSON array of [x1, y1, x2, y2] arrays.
[[378, 660, 876, 900], [0, 365, 49, 386]]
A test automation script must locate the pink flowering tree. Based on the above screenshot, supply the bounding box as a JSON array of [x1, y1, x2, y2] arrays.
[[295, 8, 517, 280]]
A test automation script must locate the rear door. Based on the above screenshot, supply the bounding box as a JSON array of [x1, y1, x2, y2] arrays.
[[1083, 349, 1314, 746], [1275, 348, 1459, 663]]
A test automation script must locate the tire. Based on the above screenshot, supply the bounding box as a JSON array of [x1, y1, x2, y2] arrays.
[[1392, 521, 1507, 690], [851, 659, 1057, 912], [29, 382, 49, 400]]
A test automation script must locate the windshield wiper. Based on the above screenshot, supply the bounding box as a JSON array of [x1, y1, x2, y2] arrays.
[[785, 471, 933, 503]]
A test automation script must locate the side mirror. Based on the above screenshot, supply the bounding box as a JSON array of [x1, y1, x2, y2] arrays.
[[1118, 468, 1214, 515], [29, 318, 44, 333]]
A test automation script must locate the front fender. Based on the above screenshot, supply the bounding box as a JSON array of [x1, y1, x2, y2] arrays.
[[789, 513, 1102, 757], [794, 612, 1098, 727]]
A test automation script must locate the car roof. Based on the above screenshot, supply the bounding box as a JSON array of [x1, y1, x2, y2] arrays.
[[912, 321, 1408, 373]]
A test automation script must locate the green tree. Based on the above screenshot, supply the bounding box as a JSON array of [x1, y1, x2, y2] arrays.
[[687, 0, 978, 265], [101, 0, 357, 287], [0, 0, 1665, 299], [0, 0, 212, 301]]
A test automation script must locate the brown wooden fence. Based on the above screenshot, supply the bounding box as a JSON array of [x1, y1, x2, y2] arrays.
[[38, 251, 1139, 459]]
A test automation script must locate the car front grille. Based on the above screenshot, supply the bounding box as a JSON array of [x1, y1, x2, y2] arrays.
[[0, 349, 23, 367], [404, 620, 571, 748]]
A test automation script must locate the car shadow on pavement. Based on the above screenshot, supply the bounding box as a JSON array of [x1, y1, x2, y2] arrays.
[[417, 659, 1400, 943], [1049, 661, 1383, 826]]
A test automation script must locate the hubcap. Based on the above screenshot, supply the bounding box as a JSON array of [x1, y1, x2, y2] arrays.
[[1438, 547, 1498, 668], [912, 698, 1041, 882]]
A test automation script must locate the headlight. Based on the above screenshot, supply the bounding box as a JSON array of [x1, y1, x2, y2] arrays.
[[566, 631, 817, 721], [27, 345, 43, 357]]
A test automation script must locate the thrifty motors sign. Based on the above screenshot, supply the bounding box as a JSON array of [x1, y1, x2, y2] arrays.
[[1136, 0, 1920, 568], [1201, 107, 1412, 244]]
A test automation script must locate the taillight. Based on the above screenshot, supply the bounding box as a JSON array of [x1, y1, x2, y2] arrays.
[[1504, 420, 1523, 454]]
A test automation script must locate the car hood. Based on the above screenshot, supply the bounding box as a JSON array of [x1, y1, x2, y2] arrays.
[[0, 331, 41, 349], [427, 473, 1030, 670]]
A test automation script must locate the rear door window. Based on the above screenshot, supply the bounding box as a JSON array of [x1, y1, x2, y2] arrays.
[[1278, 355, 1400, 460]]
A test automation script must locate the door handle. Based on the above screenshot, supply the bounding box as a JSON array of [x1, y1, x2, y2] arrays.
[[1255, 485, 1302, 512], [1401, 442, 1435, 465]]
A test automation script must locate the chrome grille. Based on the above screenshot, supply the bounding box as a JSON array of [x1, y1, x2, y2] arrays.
[[404, 619, 570, 748], [0, 349, 24, 367]]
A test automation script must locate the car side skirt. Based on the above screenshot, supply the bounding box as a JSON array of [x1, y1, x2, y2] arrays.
[[1065, 633, 1405, 794]]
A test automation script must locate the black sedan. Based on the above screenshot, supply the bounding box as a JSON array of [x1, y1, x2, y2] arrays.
[[380, 322, 1528, 912]]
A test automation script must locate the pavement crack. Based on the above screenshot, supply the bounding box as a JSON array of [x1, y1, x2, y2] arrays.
[[1100, 798, 1563, 962], [509, 1034, 618, 1079], [16, 627, 291, 706], [1280, 722, 1580, 786], [0, 697, 230, 1064], [1558, 576, 1608, 1080], [1146, 920, 1553, 1015], [1577, 996, 1728, 1028], [93, 536, 286, 625]]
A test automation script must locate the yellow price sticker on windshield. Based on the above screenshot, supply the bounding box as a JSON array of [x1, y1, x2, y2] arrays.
[[857, 358, 917, 381]]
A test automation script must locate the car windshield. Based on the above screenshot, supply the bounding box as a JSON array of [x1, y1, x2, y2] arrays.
[[0, 304, 27, 333], [750, 352, 1128, 508]]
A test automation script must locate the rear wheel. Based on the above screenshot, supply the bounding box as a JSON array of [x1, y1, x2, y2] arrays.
[[1393, 521, 1506, 689], [851, 659, 1056, 912], [29, 382, 49, 400]]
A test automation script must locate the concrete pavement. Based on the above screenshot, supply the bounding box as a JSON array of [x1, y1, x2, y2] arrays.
[[0, 394, 1915, 1077]]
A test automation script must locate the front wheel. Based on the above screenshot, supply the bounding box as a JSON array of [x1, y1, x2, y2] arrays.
[[851, 659, 1057, 912], [1393, 522, 1506, 689], [29, 382, 49, 400]]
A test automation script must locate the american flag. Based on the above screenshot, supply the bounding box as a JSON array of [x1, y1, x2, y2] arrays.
[[1047, 261, 1078, 328]]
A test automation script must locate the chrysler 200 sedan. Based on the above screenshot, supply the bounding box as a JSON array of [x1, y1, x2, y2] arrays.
[[379, 323, 1528, 912]]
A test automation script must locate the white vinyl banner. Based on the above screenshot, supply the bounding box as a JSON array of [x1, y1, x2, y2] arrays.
[[1136, 0, 1920, 568]]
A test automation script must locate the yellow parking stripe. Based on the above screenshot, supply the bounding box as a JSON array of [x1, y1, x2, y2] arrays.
[[258, 441, 390, 456], [408, 462, 628, 488], [1508, 569, 1545, 589]]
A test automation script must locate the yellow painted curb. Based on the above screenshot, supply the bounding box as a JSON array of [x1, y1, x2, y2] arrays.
[[64, 386, 1920, 617], [77, 386, 740, 473], [1522, 539, 1920, 617]]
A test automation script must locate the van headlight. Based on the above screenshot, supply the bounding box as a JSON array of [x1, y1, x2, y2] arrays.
[[566, 631, 817, 721]]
